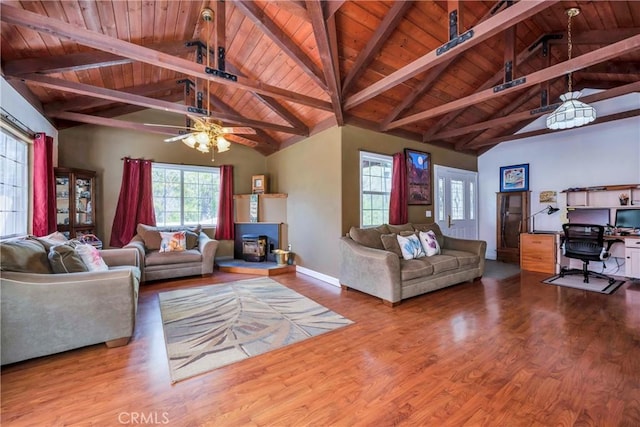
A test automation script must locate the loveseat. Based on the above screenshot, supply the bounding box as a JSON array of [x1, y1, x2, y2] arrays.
[[124, 224, 218, 282], [340, 222, 486, 306], [1, 236, 141, 365]]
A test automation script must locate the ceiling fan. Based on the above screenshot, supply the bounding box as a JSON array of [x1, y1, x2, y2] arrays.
[[145, 7, 255, 159]]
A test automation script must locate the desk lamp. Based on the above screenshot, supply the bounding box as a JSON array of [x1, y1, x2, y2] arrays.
[[527, 205, 560, 232]]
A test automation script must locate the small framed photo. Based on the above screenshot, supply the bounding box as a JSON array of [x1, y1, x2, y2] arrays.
[[252, 174, 267, 194], [499, 164, 529, 192]]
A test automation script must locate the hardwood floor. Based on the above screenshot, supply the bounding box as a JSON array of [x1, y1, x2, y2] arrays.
[[2, 270, 640, 426]]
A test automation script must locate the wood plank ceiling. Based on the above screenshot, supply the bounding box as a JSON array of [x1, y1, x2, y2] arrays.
[[1, 1, 639, 156]]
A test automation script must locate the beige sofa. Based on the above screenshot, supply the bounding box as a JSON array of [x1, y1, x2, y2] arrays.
[[1, 238, 140, 365], [124, 224, 218, 282], [339, 222, 486, 306]]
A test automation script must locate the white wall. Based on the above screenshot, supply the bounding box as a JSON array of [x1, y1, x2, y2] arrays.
[[1, 77, 58, 142], [478, 93, 640, 260]]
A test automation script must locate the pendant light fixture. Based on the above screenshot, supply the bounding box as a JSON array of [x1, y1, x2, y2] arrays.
[[546, 7, 596, 130]]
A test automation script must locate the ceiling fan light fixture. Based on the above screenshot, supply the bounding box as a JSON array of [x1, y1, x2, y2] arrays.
[[183, 134, 197, 148], [546, 7, 596, 131], [195, 132, 209, 145], [196, 143, 210, 153], [216, 136, 231, 152]]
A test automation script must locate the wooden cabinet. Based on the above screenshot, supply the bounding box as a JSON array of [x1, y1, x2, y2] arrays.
[[626, 237, 640, 279], [55, 167, 97, 240], [520, 233, 558, 274], [496, 191, 530, 264]]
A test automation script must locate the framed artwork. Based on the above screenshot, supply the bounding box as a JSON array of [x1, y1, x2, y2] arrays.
[[405, 149, 431, 205], [252, 174, 267, 194], [499, 164, 529, 192]]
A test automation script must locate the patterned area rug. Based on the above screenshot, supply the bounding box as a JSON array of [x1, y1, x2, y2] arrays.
[[543, 273, 624, 294], [158, 277, 353, 383]]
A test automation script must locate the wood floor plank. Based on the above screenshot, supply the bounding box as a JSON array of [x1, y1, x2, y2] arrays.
[[2, 270, 640, 426]]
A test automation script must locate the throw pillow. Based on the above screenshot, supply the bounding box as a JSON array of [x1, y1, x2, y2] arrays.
[[48, 244, 89, 273], [419, 230, 441, 256], [381, 231, 416, 257], [396, 233, 426, 260], [136, 223, 162, 250], [185, 230, 199, 250], [159, 231, 186, 253], [0, 239, 52, 273], [75, 244, 109, 272]]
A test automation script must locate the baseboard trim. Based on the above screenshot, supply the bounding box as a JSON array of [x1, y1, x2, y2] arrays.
[[295, 266, 340, 287]]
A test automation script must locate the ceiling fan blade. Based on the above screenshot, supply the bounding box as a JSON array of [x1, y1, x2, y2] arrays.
[[221, 127, 256, 135], [164, 133, 193, 143]]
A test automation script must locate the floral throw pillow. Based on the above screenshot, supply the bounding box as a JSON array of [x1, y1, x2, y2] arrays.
[[75, 244, 109, 272], [419, 230, 441, 256], [159, 231, 186, 253], [396, 233, 426, 260]]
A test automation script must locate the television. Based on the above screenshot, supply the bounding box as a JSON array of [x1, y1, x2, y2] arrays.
[[614, 208, 640, 229], [567, 208, 610, 226]]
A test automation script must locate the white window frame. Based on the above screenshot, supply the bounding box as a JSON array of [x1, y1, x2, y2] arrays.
[[359, 151, 393, 228], [152, 163, 220, 227], [0, 127, 29, 240]]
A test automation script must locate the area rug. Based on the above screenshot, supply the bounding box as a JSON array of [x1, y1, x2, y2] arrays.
[[543, 273, 624, 294], [158, 277, 353, 383]]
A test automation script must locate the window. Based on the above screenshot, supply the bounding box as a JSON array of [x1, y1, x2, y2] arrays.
[[152, 163, 220, 227], [0, 128, 29, 239], [360, 151, 393, 227]]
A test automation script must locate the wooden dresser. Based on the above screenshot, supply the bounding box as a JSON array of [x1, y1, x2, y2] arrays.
[[520, 233, 558, 274]]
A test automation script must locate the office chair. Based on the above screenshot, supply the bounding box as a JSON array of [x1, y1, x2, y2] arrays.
[[560, 223, 616, 285]]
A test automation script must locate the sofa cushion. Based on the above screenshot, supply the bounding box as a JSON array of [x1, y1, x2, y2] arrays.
[[441, 249, 479, 268], [387, 223, 414, 234], [159, 231, 186, 253], [397, 233, 426, 260], [418, 230, 441, 256], [424, 254, 459, 274], [380, 231, 415, 257], [0, 239, 52, 274], [349, 225, 388, 250], [31, 232, 69, 252], [137, 223, 162, 250], [48, 244, 89, 273], [400, 258, 435, 281], [413, 223, 445, 248], [145, 249, 203, 266]]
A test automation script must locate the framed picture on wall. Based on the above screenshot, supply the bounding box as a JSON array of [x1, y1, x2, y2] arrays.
[[405, 149, 431, 205], [499, 163, 529, 192]]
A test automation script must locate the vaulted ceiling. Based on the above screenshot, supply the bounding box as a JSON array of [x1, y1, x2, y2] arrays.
[[1, 1, 639, 156]]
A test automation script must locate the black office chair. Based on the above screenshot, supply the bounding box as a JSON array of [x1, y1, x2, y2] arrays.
[[560, 223, 616, 284]]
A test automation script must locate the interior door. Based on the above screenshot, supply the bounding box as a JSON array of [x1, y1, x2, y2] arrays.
[[434, 165, 478, 239]]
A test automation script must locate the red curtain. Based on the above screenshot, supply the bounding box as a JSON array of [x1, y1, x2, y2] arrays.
[[215, 164, 234, 240], [32, 133, 56, 236], [109, 158, 156, 247], [389, 152, 408, 225]]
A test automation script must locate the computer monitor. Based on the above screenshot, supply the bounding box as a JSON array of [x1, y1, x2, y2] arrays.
[[614, 208, 640, 229], [567, 208, 610, 226]]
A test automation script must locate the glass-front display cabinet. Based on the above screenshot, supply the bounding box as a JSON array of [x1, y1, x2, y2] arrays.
[[496, 191, 530, 264], [55, 167, 97, 240]]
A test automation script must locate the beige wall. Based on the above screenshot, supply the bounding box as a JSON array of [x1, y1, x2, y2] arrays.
[[341, 125, 477, 234], [266, 127, 342, 277], [58, 110, 266, 246]]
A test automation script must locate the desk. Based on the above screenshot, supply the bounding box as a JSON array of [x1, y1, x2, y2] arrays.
[[520, 232, 640, 277]]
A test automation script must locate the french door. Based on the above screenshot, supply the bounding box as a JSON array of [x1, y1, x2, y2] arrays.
[[433, 165, 478, 239]]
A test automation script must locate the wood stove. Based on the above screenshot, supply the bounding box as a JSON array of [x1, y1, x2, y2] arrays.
[[242, 234, 267, 262]]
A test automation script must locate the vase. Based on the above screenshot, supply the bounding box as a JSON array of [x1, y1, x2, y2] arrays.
[[620, 198, 629, 206]]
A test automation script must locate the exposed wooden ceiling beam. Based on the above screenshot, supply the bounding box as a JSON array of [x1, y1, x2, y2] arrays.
[[43, 79, 182, 114], [270, 1, 309, 20], [0, 3, 332, 112], [341, 1, 413, 96], [430, 81, 640, 141], [472, 109, 640, 148], [578, 61, 640, 75], [343, 0, 559, 110], [15, 73, 307, 136], [2, 40, 191, 75], [233, 1, 328, 91], [306, 0, 344, 125], [323, 0, 346, 19], [388, 34, 640, 129], [421, 36, 545, 139], [549, 28, 640, 46], [51, 112, 175, 136]]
